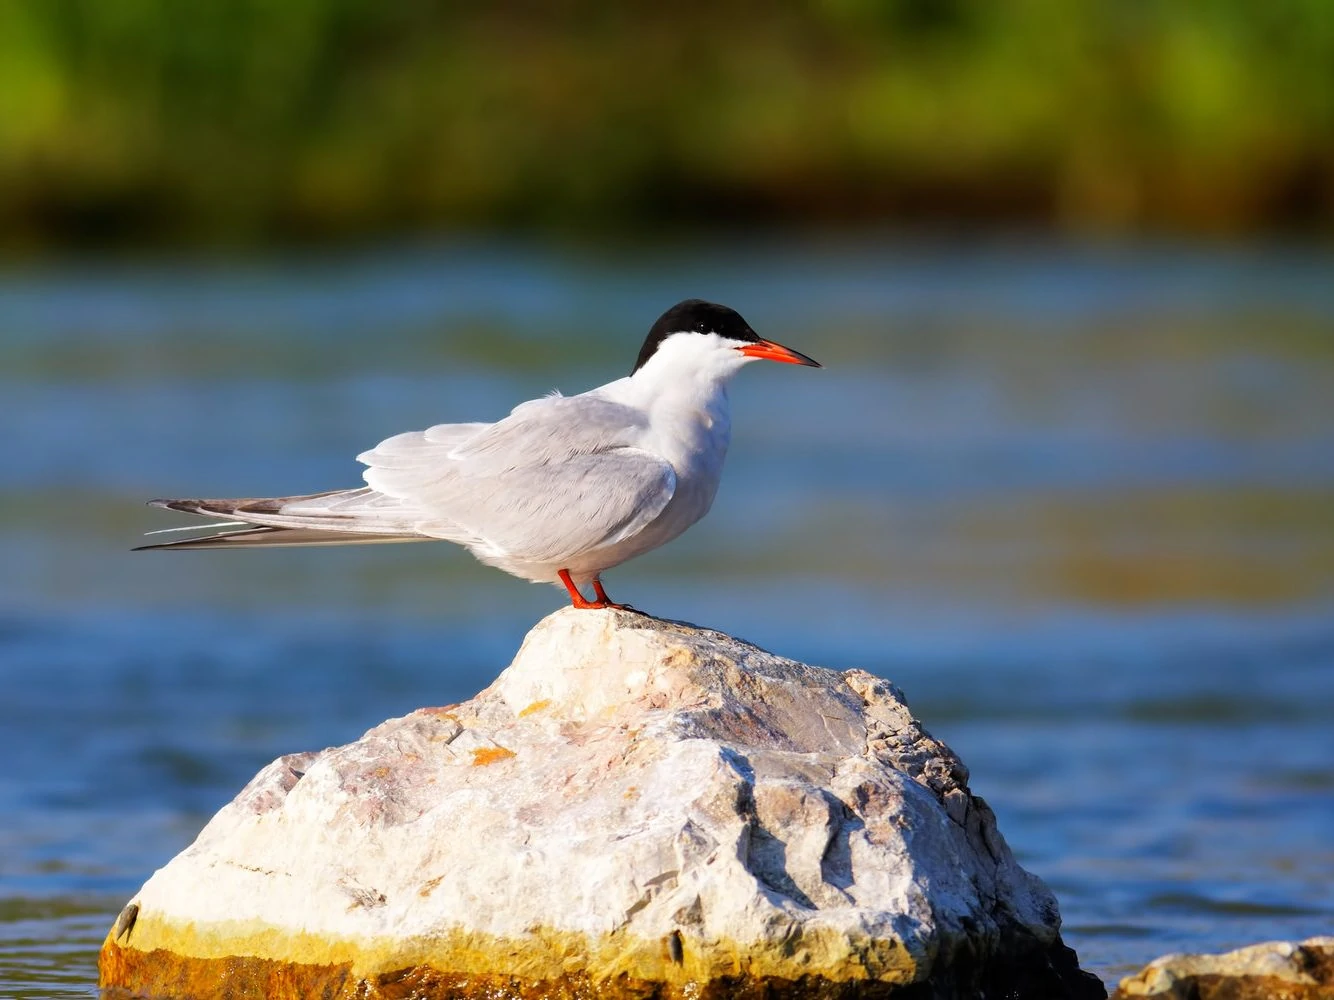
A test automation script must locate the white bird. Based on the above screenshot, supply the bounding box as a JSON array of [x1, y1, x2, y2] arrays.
[[137, 299, 820, 610]]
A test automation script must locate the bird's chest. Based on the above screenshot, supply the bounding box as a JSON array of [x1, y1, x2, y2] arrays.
[[649, 399, 732, 514], [659, 394, 730, 465]]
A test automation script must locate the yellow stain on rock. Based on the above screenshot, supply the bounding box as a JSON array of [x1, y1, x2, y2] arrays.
[[470, 746, 516, 766], [99, 907, 918, 999], [518, 699, 551, 718]]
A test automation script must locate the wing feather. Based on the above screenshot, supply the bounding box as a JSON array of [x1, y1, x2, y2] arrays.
[[445, 397, 646, 474], [356, 422, 488, 469], [142, 394, 676, 565], [417, 450, 675, 563], [358, 394, 675, 562]]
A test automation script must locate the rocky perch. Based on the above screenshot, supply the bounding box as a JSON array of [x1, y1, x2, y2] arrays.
[[99, 609, 1104, 999], [1114, 937, 1334, 1000]]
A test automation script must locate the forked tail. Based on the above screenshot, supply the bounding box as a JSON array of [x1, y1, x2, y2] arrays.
[[135, 489, 436, 551]]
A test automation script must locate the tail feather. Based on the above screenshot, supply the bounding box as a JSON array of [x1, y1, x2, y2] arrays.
[[149, 489, 354, 519], [135, 523, 428, 551], [139, 487, 439, 549], [145, 488, 431, 536]]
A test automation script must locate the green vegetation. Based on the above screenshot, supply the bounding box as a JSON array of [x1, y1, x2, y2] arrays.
[[1, 1, 1331, 248]]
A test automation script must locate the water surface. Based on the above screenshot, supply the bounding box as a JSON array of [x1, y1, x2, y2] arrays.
[[2, 237, 1332, 995]]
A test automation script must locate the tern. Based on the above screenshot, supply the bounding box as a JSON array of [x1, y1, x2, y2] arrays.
[[137, 299, 820, 609]]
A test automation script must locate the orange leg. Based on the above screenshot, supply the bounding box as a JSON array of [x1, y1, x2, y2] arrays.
[[558, 569, 636, 611], [558, 569, 602, 609], [591, 576, 634, 610]]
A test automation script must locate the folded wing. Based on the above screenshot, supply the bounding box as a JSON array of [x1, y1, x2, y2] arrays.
[[139, 395, 676, 564], [361, 394, 677, 563]]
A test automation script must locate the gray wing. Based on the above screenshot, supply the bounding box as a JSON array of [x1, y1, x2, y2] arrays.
[[360, 395, 677, 562], [417, 450, 676, 564], [355, 422, 489, 479], [446, 396, 644, 474]]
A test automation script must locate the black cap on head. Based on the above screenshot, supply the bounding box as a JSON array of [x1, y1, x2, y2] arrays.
[[632, 300, 761, 374]]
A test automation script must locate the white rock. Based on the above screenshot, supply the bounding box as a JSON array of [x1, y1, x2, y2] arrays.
[[100, 609, 1102, 999]]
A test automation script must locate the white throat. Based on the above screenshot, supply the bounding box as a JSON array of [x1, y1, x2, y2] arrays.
[[625, 331, 753, 406]]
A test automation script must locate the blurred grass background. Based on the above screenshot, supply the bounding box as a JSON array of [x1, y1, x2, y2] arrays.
[[1, 0, 1331, 251]]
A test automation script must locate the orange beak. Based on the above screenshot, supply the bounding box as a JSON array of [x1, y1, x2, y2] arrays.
[[737, 340, 821, 367]]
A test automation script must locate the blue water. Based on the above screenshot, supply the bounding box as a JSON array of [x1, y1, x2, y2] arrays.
[[2, 237, 1332, 995]]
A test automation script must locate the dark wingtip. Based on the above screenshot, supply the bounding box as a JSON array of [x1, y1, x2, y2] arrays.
[[132, 537, 180, 551], [146, 497, 247, 515]]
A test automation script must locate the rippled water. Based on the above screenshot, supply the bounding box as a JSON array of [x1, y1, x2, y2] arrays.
[[2, 237, 1332, 995]]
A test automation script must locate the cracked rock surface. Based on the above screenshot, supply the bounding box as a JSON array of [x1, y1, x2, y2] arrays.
[[99, 608, 1104, 999]]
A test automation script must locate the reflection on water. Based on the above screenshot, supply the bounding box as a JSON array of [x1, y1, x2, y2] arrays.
[[1, 898, 113, 1000], [1, 238, 1332, 993]]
